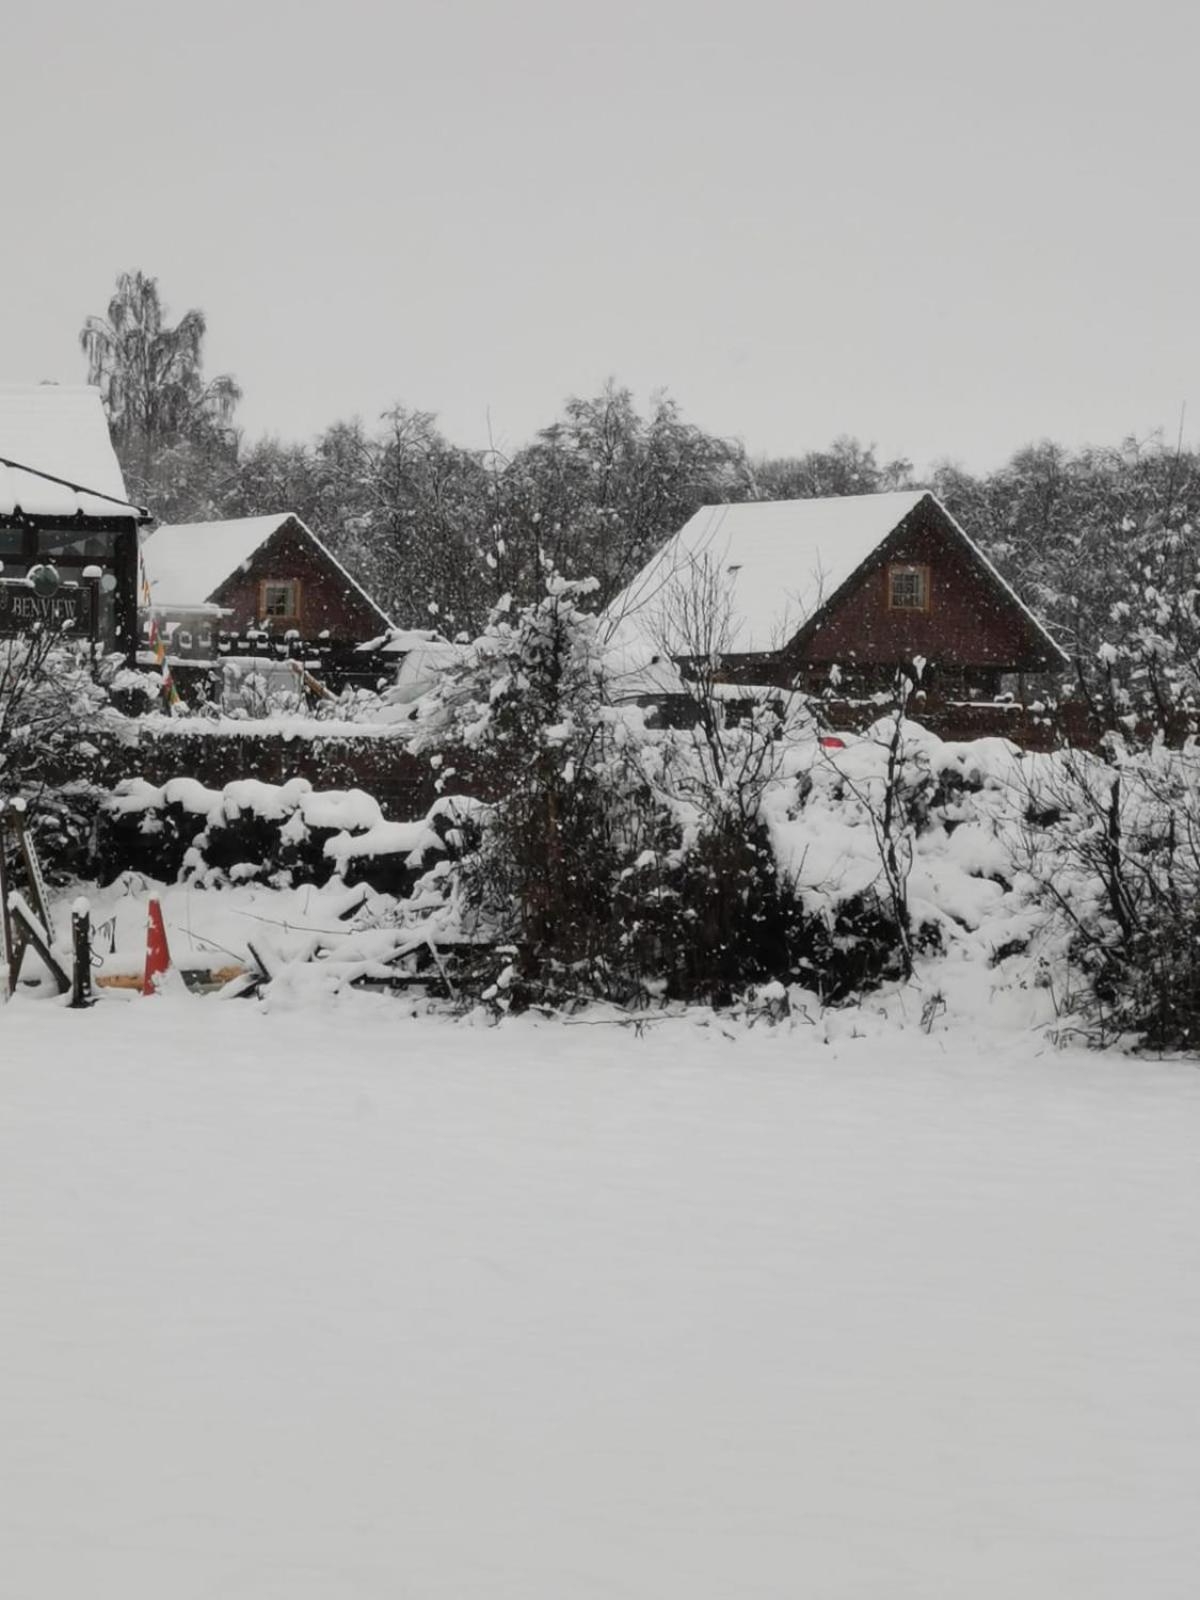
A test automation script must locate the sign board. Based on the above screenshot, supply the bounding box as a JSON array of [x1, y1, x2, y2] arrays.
[[0, 579, 92, 639]]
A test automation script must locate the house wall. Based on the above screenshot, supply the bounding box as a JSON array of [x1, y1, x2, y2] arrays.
[[209, 521, 387, 642]]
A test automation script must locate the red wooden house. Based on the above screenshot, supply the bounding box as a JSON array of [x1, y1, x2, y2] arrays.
[[139, 508, 395, 678], [608, 490, 1066, 700]]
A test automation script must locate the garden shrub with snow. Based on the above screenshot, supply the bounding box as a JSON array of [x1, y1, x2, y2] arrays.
[[0, 637, 156, 883], [401, 580, 1036, 1012], [98, 776, 456, 899], [1017, 738, 1200, 1049]]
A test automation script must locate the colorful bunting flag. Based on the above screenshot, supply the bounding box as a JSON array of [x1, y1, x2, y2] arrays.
[[139, 556, 182, 709]]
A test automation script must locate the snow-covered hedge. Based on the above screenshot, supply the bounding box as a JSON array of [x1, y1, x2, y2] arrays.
[[98, 777, 463, 896]]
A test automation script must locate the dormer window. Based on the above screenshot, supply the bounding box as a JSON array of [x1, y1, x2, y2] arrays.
[[888, 563, 929, 612], [259, 579, 299, 622]]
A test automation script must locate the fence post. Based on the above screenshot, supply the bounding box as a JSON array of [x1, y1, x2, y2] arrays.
[[70, 898, 94, 1009]]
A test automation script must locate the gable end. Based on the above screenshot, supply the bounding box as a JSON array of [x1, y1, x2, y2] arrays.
[[782, 493, 1066, 673], [207, 516, 393, 640]]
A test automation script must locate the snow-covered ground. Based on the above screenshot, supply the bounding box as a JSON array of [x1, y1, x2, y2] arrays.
[[2, 992, 1199, 1597]]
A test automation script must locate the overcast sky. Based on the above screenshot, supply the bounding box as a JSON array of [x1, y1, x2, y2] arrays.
[[4, 0, 1197, 472]]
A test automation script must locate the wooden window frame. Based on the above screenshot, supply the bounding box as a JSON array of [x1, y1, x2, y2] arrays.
[[886, 562, 931, 614], [258, 578, 301, 623]]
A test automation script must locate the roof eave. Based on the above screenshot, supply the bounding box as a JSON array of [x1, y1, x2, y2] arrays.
[[0, 508, 148, 531]]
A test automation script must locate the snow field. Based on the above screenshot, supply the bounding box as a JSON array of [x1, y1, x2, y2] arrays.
[[2, 998, 1199, 1597]]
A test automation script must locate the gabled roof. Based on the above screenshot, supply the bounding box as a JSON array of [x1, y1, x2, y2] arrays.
[[606, 490, 1065, 664], [139, 512, 394, 627], [0, 383, 146, 521]]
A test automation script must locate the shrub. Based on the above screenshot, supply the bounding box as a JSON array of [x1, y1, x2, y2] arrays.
[[1021, 741, 1200, 1049]]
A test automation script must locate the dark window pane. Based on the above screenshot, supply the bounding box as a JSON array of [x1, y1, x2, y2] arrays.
[[38, 528, 119, 560]]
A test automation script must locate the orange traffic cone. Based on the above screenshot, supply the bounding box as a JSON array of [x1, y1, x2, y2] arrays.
[[142, 897, 172, 995]]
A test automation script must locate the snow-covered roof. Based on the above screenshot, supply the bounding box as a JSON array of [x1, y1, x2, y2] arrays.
[[140, 513, 393, 626], [0, 383, 144, 520], [141, 515, 291, 607], [0, 460, 146, 521], [606, 490, 1064, 662], [607, 491, 929, 656]]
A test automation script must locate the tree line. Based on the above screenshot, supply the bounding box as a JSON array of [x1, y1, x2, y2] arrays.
[[82, 272, 1200, 687]]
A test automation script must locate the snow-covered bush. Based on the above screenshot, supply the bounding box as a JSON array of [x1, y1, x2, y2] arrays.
[[1059, 513, 1200, 739], [410, 578, 926, 1008], [218, 657, 308, 720], [0, 637, 109, 788], [610, 815, 820, 1005], [762, 717, 990, 999], [999, 512, 1200, 1047], [1020, 740, 1200, 1049], [410, 576, 658, 1002], [98, 777, 457, 896], [0, 636, 156, 880], [612, 697, 850, 1005]]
